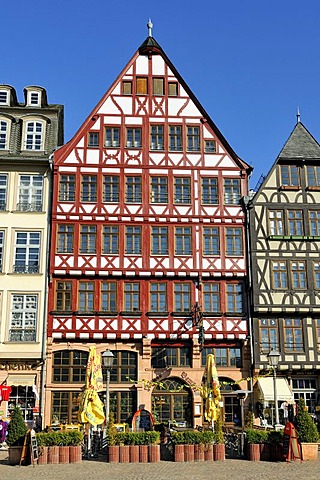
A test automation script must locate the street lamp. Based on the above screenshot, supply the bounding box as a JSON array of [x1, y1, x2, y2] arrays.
[[267, 348, 281, 429], [102, 349, 114, 424]]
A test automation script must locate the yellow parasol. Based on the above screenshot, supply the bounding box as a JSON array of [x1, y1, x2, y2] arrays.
[[78, 346, 105, 426], [200, 353, 221, 424]]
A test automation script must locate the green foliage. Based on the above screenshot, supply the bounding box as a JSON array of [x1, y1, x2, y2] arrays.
[[214, 409, 224, 444], [105, 412, 117, 446], [6, 406, 28, 446], [201, 430, 215, 445], [171, 430, 215, 445], [114, 431, 160, 446], [267, 430, 283, 444], [244, 405, 255, 429], [66, 430, 83, 446], [244, 428, 268, 444], [35, 430, 83, 446], [294, 397, 319, 443]]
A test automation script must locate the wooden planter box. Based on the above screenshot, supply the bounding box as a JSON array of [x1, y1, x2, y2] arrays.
[[139, 445, 148, 463], [174, 444, 185, 462], [184, 444, 194, 462], [37, 446, 48, 464], [48, 445, 59, 464], [148, 444, 160, 462], [8, 446, 23, 466], [204, 444, 214, 461], [129, 445, 140, 463], [108, 445, 120, 463], [69, 445, 82, 463], [301, 443, 318, 461], [248, 443, 260, 461], [194, 444, 204, 461], [213, 444, 225, 461], [260, 443, 271, 461], [59, 446, 70, 464]]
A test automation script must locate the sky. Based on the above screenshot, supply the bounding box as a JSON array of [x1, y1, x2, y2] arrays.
[[2, 0, 320, 188]]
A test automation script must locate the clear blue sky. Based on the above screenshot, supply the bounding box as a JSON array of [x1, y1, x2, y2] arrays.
[[2, 0, 320, 187]]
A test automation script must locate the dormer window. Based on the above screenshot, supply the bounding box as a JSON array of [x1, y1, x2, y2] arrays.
[[0, 120, 8, 149], [26, 121, 43, 150], [0, 90, 9, 105], [27, 90, 41, 106]]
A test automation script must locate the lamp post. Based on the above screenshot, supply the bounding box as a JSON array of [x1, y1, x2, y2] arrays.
[[267, 348, 281, 429], [101, 349, 114, 425]]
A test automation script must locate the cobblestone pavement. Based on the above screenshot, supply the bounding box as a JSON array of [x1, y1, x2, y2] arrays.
[[0, 450, 319, 480]]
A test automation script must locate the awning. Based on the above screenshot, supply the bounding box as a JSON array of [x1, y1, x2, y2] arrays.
[[6, 374, 36, 387], [256, 377, 294, 403]]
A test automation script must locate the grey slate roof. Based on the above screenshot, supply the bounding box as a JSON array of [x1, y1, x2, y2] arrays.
[[279, 122, 320, 159]]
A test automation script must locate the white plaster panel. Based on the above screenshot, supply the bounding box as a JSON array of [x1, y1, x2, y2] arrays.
[[226, 319, 246, 331], [64, 151, 80, 164], [77, 138, 84, 147], [149, 258, 170, 269], [152, 56, 165, 75], [203, 156, 224, 167], [78, 257, 97, 268], [150, 168, 168, 174], [92, 118, 101, 129], [148, 319, 169, 330], [53, 318, 72, 329], [203, 125, 214, 138], [225, 258, 245, 270], [125, 66, 133, 75], [58, 205, 74, 213], [135, 55, 149, 74], [124, 152, 142, 164], [202, 258, 222, 269], [173, 258, 194, 269], [79, 333, 90, 339], [58, 166, 77, 172], [102, 116, 122, 124], [52, 333, 62, 338], [80, 166, 98, 173], [85, 150, 100, 164], [99, 318, 118, 329], [111, 84, 121, 95], [123, 258, 143, 268], [125, 116, 143, 125], [168, 99, 190, 116], [102, 167, 121, 173], [76, 318, 95, 329], [98, 97, 123, 115], [123, 319, 141, 330], [219, 157, 239, 168]]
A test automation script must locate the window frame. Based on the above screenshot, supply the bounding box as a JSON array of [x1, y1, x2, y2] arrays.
[[123, 282, 140, 312], [169, 125, 183, 152], [186, 126, 200, 152], [271, 261, 288, 289], [9, 293, 38, 342], [269, 210, 284, 236], [150, 282, 167, 312], [0, 174, 8, 210], [203, 227, 220, 256], [103, 175, 119, 203], [55, 281, 73, 311], [57, 224, 74, 253], [125, 176, 142, 203], [226, 283, 243, 314], [175, 226, 192, 255], [79, 225, 96, 254], [102, 226, 119, 254], [150, 125, 164, 150], [174, 282, 191, 312], [59, 175, 76, 202], [17, 174, 43, 212], [203, 282, 220, 313], [101, 282, 117, 312], [225, 227, 243, 256], [290, 261, 307, 289], [125, 226, 142, 254], [224, 178, 241, 205], [284, 318, 304, 352], [150, 176, 168, 203], [88, 131, 99, 147], [23, 119, 45, 151], [0, 119, 9, 150], [151, 226, 168, 255], [78, 281, 95, 312], [13, 231, 41, 274], [259, 318, 279, 353], [81, 175, 97, 202], [174, 177, 191, 204], [279, 165, 300, 188], [105, 127, 120, 148]]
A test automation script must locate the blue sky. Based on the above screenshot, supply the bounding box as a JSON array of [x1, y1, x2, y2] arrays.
[[2, 0, 320, 187]]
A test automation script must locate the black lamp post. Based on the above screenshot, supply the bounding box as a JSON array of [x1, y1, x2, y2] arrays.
[[101, 349, 114, 424], [267, 348, 281, 429]]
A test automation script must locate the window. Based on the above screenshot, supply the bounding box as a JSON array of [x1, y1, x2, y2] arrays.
[[101, 282, 117, 312], [103, 175, 119, 202], [269, 210, 284, 236], [51, 391, 81, 425], [88, 131, 99, 147], [174, 283, 191, 312], [8, 387, 36, 421], [53, 350, 88, 383], [168, 82, 178, 96], [150, 176, 168, 203], [151, 227, 168, 255], [0, 230, 3, 272], [136, 77, 148, 95], [174, 177, 191, 203], [201, 347, 241, 367], [14, 231, 40, 273], [59, 175, 76, 202], [0, 120, 8, 149], [152, 378, 192, 426], [151, 346, 191, 367], [201, 177, 218, 204], [122, 81, 132, 95], [0, 174, 8, 210], [226, 284, 243, 313], [280, 165, 299, 187], [259, 318, 279, 352], [17, 175, 43, 211], [306, 166, 320, 187], [205, 140, 216, 153], [107, 350, 138, 383], [28, 91, 40, 106], [203, 227, 220, 255], [314, 263, 320, 289], [288, 210, 303, 235], [80, 225, 96, 254], [309, 211, 320, 236], [126, 128, 142, 148], [103, 226, 119, 254], [284, 318, 303, 351], [291, 261, 307, 289], [187, 126, 200, 151], [105, 127, 120, 147], [150, 125, 164, 150], [0, 90, 8, 105], [292, 378, 317, 413], [110, 391, 137, 424], [81, 175, 97, 202], [126, 176, 142, 203], [153, 78, 164, 95], [225, 228, 243, 255], [57, 224, 74, 253], [169, 126, 182, 151], [25, 121, 43, 150], [55, 281, 72, 311], [124, 283, 140, 311], [224, 179, 240, 204], [78, 282, 94, 311], [125, 226, 141, 254], [316, 319, 320, 348], [272, 261, 288, 289], [203, 283, 220, 312], [9, 294, 37, 342], [175, 227, 192, 255], [150, 283, 167, 312]]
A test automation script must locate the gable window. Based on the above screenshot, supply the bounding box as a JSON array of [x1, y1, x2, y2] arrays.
[[101, 282, 117, 312], [187, 126, 200, 151], [169, 126, 182, 151], [103, 175, 119, 202], [202, 177, 218, 204], [284, 318, 303, 351], [224, 179, 240, 204], [53, 350, 88, 383], [57, 224, 74, 253], [9, 294, 37, 342], [280, 165, 299, 187], [122, 81, 132, 95], [0, 120, 8, 149], [269, 210, 284, 236], [28, 91, 40, 106], [80, 225, 96, 254], [124, 283, 140, 311], [0, 174, 8, 210], [151, 226, 168, 255], [203, 227, 220, 255], [175, 227, 192, 255], [272, 261, 287, 289], [226, 284, 243, 313], [205, 140, 216, 153], [291, 261, 307, 289], [17, 175, 43, 212], [0, 90, 9, 105], [55, 281, 73, 311], [174, 283, 191, 312], [25, 121, 43, 150], [14, 231, 40, 274], [203, 283, 220, 312], [150, 283, 167, 312], [125, 226, 141, 254], [81, 175, 97, 202], [174, 177, 191, 204], [309, 211, 320, 236], [78, 282, 94, 311], [306, 166, 320, 187], [103, 226, 119, 254], [126, 127, 141, 148], [88, 131, 99, 147], [105, 127, 120, 147], [150, 125, 164, 150], [151, 345, 191, 368], [136, 77, 148, 95], [59, 175, 76, 202], [150, 176, 168, 203], [225, 228, 243, 256], [168, 82, 178, 96], [0, 230, 4, 272], [126, 176, 142, 203], [288, 210, 303, 235], [259, 318, 279, 352], [153, 78, 164, 95]]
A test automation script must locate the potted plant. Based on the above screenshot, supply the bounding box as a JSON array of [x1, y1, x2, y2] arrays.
[[67, 430, 83, 463], [202, 430, 215, 461], [213, 410, 225, 461], [36, 432, 49, 464], [106, 413, 119, 463], [266, 429, 283, 461], [294, 397, 319, 460], [245, 428, 268, 461], [6, 406, 28, 465]]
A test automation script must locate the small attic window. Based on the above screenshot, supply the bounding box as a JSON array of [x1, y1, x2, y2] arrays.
[[27, 91, 41, 106], [168, 82, 178, 96], [122, 81, 132, 95], [0, 90, 9, 105], [205, 140, 216, 153]]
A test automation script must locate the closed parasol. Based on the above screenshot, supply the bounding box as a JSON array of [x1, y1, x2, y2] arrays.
[[200, 353, 221, 426]]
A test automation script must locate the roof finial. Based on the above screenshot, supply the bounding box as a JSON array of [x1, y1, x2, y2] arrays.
[[296, 107, 301, 123], [147, 18, 153, 37]]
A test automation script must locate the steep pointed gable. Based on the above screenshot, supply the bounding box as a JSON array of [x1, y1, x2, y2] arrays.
[[279, 122, 320, 159]]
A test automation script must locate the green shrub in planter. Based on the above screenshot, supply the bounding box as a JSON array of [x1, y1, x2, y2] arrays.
[[6, 406, 28, 446], [66, 430, 83, 446], [200, 430, 215, 445], [214, 409, 225, 444], [245, 429, 268, 444], [144, 431, 160, 445], [267, 430, 283, 444], [35, 430, 83, 446], [294, 397, 319, 443], [171, 431, 186, 445]]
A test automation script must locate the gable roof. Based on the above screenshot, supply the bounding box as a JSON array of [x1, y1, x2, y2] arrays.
[[278, 121, 320, 159]]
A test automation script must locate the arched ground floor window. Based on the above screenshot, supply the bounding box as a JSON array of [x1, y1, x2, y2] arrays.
[[151, 377, 193, 427]]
